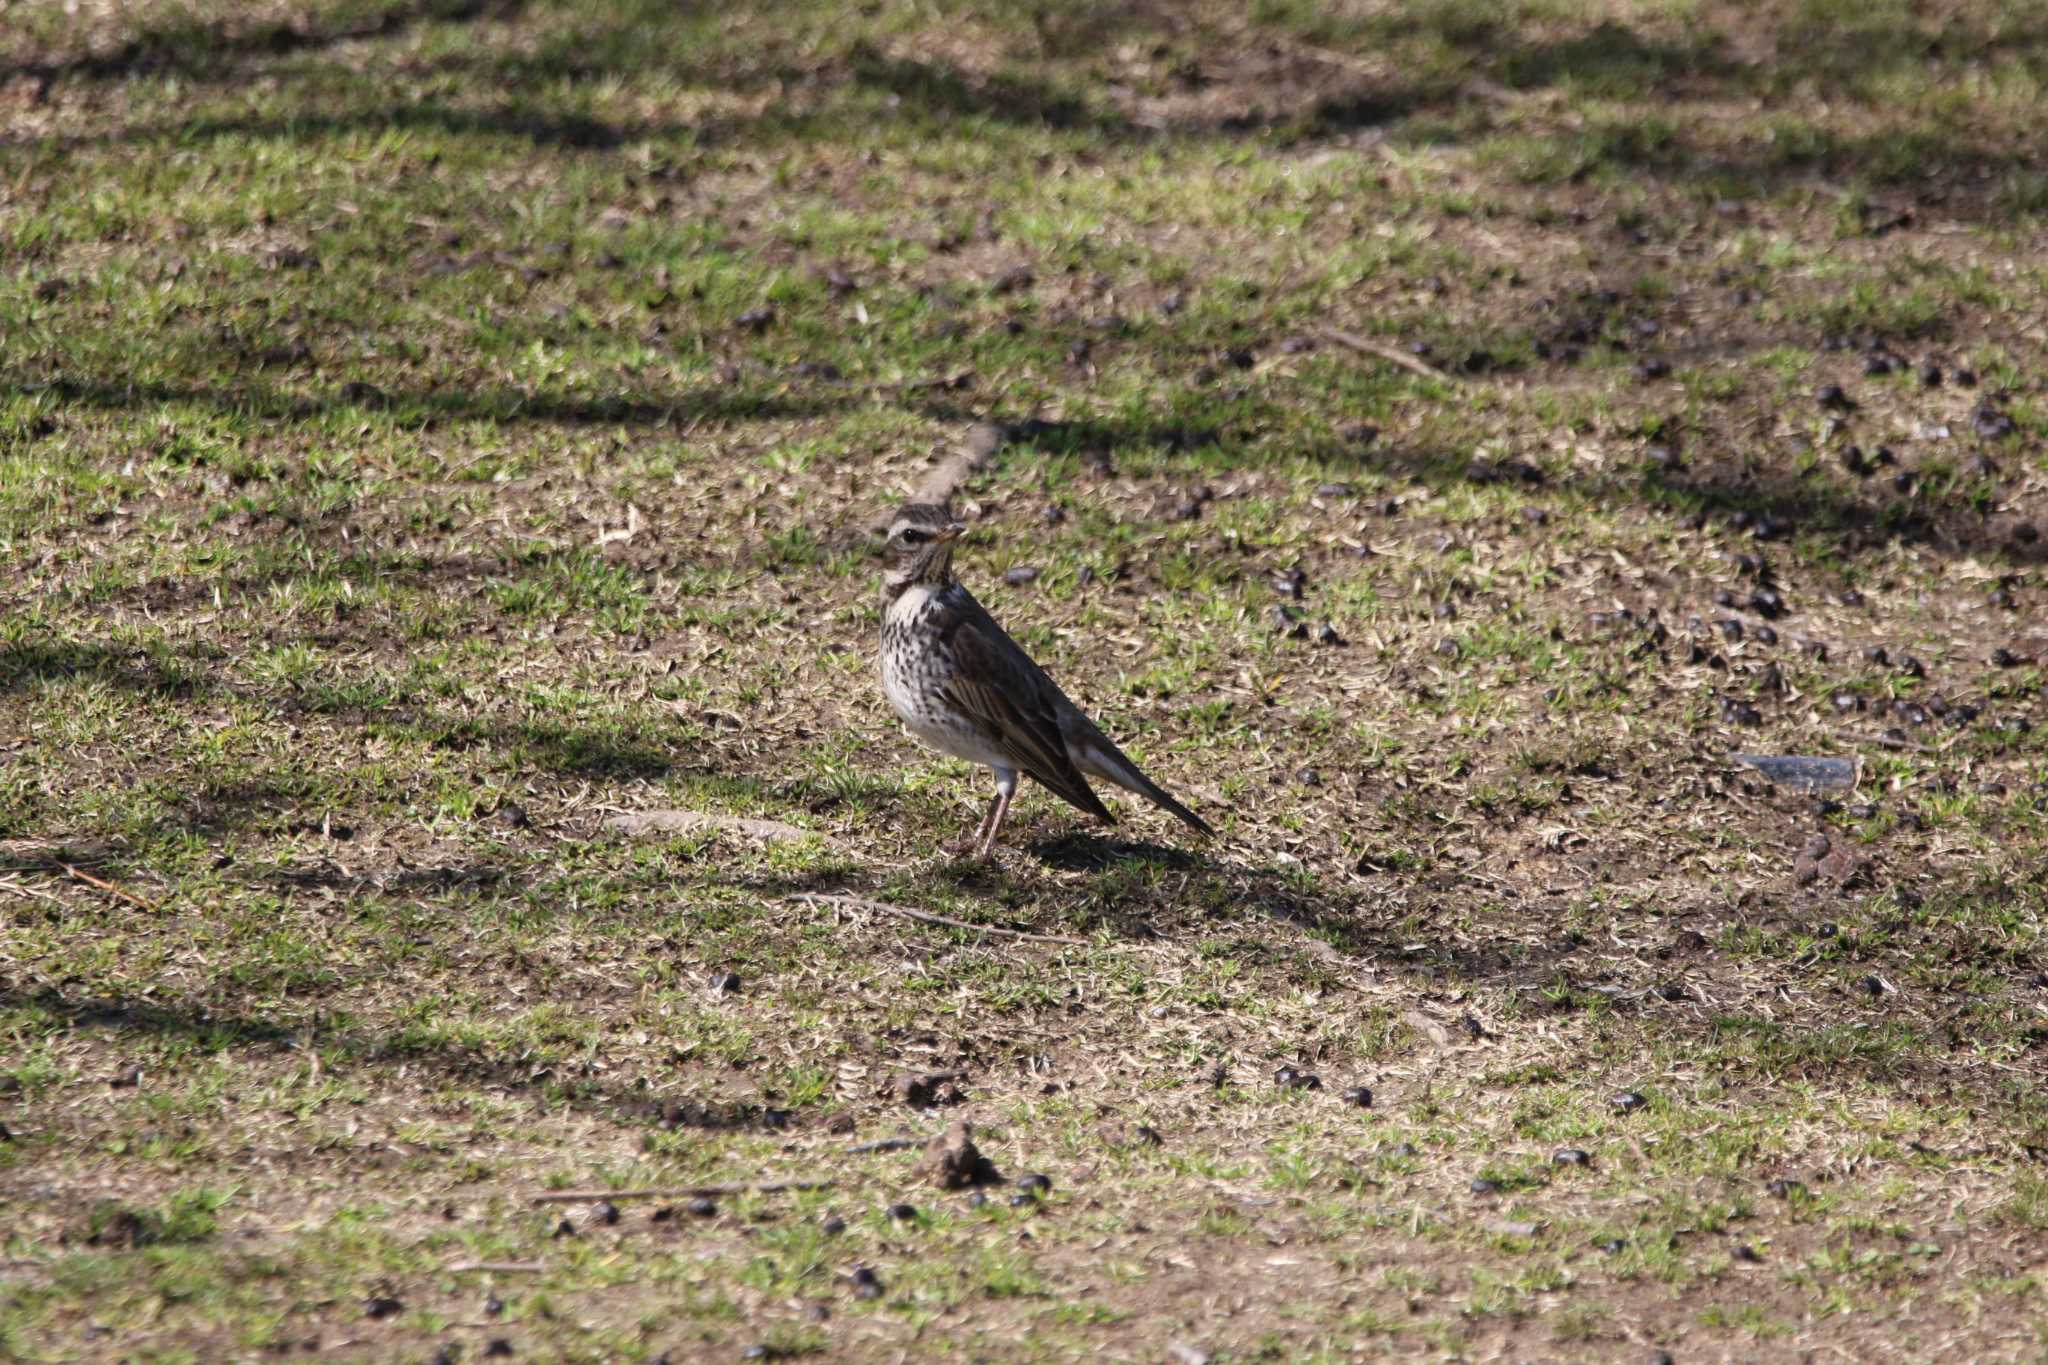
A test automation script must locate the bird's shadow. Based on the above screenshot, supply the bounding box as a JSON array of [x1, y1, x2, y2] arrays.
[[1025, 829, 1203, 873]]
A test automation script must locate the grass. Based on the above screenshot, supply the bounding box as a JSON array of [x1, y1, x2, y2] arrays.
[[0, 0, 2046, 1359]]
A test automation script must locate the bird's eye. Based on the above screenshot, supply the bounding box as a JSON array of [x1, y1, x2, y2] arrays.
[[898, 527, 931, 545]]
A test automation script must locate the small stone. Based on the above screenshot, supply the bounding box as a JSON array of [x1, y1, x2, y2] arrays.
[[1266, 604, 1307, 639], [1340, 1086, 1373, 1108], [1552, 1148, 1591, 1167], [1734, 1243, 1763, 1263], [915, 1119, 998, 1189], [1766, 1177, 1807, 1199], [1314, 621, 1344, 647], [1862, 645, 1888, 666], [848, 1265, 884, 1299], [1273, 1066, 1321, 1091], [821, 1214, 846, 1235], [1002, 565, 1040, 587], [1895, 654, 1925, 678], [1917, 359, 1942, 387], [708, 970, 742, 994], [365, 1296, 404, 1320], [551, 1218, 576, 1239], [483, 1341, 514, 1359], [592, 1200, 620, 1226], [1469, 1177, 1500, 1195], [735, 305, 776, 332], [886, 1202, 919, 1222], [1611, 1090, 1647, 1114], [686, 1197, 718, 1218], [1015, 1173, 1052, 1197], [1815, 383, 1855, 411], [484, 1294, 505, 1317], [1972, 404, 2017, 439]]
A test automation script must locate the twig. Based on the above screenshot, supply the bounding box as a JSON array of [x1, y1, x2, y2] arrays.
[[1321, 328, 1458, 384], [532, 1180, 835, 1204], [445, 1261, 546, 1275], [788, 892, 1089, 946], [846, 1137, 920, 1154], [61, 863, 158, 912]]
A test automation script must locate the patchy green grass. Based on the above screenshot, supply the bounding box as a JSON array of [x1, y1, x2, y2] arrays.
[[1, 0, 2046, 1360]]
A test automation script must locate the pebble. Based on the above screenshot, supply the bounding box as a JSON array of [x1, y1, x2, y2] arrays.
[[1273, 1066, 1322, 1091]]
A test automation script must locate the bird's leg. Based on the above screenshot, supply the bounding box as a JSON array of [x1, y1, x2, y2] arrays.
[[974, 775, 1018, 860], [944, 786, 1003, 859]]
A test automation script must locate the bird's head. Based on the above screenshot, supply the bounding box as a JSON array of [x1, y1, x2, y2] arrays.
[[880, 502, 966, 594]]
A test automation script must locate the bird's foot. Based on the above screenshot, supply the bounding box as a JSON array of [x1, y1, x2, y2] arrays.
[[941, 835, 991, 861]]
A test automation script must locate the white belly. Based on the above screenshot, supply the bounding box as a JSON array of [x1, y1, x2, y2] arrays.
[[881, 585, 1015, 774]]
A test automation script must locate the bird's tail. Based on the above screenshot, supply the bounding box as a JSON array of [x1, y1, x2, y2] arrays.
[[1072, 735, 1214, 837]]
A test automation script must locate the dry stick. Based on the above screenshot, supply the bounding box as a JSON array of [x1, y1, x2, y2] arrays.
[[1321, 328, 1459, 384], [789, 892, 1089, 947], [871, 422, 1008, 534], [532, 1180, 835, 1204], [61, 863, 158, 913], [846, 1137, 920, 1155]]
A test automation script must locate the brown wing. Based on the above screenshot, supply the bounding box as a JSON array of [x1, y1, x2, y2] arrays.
[[941, 601, 1115, 822]]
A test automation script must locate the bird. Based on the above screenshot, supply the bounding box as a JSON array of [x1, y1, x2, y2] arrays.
[[876, 501, 1213, 858]]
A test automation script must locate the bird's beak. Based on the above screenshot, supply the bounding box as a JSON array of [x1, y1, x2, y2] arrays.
[[937, 523, 966, 544]]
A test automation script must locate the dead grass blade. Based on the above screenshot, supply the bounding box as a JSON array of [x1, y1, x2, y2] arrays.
[[788, 892, 1089, 946]]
